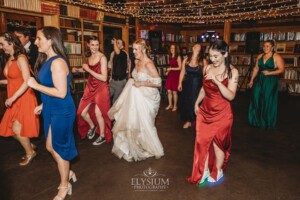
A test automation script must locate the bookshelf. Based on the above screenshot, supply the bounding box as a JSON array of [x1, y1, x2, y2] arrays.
[[58, 5, 103, 104]]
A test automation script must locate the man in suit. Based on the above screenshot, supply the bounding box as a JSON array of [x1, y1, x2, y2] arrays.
[[14, 27, 38, 75]]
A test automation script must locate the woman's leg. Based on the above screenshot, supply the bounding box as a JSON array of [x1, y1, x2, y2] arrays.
[[166, 90, 173, 109], [12, 120, 36, 165], [172, 91, 178, 110], [212, 142, 225, 171], [46, 127, 70, 199], [94, 105, 104, 138], [80, 103, 94, 129]]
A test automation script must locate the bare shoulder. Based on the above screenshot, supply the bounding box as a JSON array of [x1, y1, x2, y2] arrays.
[[51, 57, 68, 72], [230, 65, 239, 77], [273, 53, 283, 59], [17, 54, 28, 63], [144, 59, 156, 70]]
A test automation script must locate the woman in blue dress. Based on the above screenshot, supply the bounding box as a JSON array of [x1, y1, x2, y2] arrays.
[[27, 26, 77, 200]]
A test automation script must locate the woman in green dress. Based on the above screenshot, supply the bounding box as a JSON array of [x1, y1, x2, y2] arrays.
[[248, 40, 285, 128]]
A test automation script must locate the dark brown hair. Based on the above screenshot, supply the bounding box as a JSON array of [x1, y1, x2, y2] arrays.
[[35, 26, 70, 73], [0, 32, 26, 60], [186, 44, 204, 69], [168, 44, 180, 60], [209, 40, 232, 78], [85, 36, 100, 58]]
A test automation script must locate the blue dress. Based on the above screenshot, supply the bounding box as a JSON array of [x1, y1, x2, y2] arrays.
[[38, 56, 77, 160], [180, 65, 203, 122]]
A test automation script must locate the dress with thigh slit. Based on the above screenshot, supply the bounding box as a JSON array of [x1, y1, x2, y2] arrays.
[[0, 60, 39, 137], [76, 61, 111, 141], [186, 77, 233, 184], [37, 56, 77, 161]]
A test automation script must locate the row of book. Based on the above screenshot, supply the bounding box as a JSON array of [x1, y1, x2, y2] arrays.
[[59, 18, 81, 28], [60, 4, 80, 18], [231, 56, 252, 65], [287, 83, 300, 93], [164, 34, 184, 43], [69, 55, 83, 67], [139, 30, 184, 43], [155, 54, 169, 66], [231, 32, 300, 42], [2, 0, 41, 12], [283, 69, 299, 80], [64, 42, 82, 54]]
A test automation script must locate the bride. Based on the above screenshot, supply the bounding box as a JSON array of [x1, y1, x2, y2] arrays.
[[108, 39, 164, 162]]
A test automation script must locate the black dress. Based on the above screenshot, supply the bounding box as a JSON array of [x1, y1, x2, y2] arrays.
[[180, 65, 203, 122]]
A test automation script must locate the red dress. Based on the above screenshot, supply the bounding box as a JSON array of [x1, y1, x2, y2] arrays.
[[0, 60, 39, 137], [165, 57, 180, 91], [187, 78, 233, 184], [77, 61, 112, 142]]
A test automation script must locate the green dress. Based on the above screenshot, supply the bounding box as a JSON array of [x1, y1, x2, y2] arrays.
[[248, 53, 278, 128]]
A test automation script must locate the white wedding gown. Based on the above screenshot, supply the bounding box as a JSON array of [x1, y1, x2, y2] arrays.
[[108, 69, 164, 162]]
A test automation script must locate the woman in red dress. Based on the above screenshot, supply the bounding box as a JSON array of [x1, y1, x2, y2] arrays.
[[165, 44, 182, 111], [76, 36, 111, 145], [187, 40, 239, 185]]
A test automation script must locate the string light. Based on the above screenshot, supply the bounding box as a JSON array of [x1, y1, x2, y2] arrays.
[[52, 0, 300, 24]]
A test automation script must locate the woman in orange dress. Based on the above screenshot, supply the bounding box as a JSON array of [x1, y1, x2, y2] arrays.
[[0, 32, 39, 166]]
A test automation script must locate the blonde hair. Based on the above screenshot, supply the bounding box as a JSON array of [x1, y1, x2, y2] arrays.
[[133, 39, 149, 53]]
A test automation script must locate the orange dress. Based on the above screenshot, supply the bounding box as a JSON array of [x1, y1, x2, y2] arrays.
[[0, 60, 39, 137]]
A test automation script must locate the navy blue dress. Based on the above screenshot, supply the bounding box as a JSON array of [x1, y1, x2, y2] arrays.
[[180, 65, 203, 122], [38, 56, 77, 160]]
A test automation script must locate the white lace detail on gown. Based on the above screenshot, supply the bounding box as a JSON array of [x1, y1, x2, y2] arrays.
[[108, 70, 164, 162]]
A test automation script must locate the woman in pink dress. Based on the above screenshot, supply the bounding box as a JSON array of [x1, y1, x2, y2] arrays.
[[77, 36, 111, 146], [165, 44, 182, 111], [187, 40, 239, 185]]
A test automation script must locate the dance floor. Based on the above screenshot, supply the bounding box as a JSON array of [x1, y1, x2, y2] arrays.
[[0, 92, 299, 200]]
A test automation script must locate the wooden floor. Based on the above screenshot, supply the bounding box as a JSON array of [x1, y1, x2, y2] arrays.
[[0, 92, 299, 200]]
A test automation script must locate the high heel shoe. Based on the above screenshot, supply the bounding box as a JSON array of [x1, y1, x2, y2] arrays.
[[21, 143, 37, 160], [69, 170, 77, 183], [165, 105, 172, 110], [19, 151, 36, 166], [172, 106, 177, 112], [53, 183, 72, 200]]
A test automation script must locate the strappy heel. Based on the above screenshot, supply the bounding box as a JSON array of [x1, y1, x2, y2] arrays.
[[69, 170, 77, 183], [53, 183, 72, 200]]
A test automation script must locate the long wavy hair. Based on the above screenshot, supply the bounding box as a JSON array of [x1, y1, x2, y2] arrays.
[[209, 40, 232, 79], [85, 36, 101, 58], [34, 26, 70, 73], [0, 32, 26, 61], [168, 44, 179, 60], [186, 44, 204, 69]]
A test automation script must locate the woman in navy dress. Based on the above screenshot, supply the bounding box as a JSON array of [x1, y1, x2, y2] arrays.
[[178, 44, 208, 128], [27, 26, 77, 200]]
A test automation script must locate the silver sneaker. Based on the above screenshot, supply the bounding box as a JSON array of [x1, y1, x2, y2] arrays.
[[92, 136, 106, 146], [87, 127, 96, 140]]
